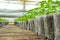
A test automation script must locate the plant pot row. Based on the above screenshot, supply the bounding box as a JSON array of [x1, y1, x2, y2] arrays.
[[0, 22, 8, 27], [14, 13, 60, 40]]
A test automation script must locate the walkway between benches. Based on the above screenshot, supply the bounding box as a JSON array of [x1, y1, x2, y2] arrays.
[[0, 24, 46, 40]]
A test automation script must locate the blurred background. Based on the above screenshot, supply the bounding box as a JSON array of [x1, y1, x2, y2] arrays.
[[0, 0, 41, 22]]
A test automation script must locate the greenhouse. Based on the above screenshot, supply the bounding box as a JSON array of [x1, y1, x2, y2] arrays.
[[0, 0, 60, 40]]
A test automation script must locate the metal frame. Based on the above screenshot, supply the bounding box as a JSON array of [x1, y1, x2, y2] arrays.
[[0, 0, 40, 18]]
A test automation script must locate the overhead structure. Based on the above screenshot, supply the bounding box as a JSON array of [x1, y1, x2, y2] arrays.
[[20, 0, 29, 2], [0, 9, 27, 13], [0, 15, 19, 18], [0, 0, 41, 18]]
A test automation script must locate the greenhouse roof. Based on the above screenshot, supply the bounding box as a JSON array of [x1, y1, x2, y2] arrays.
[[0, 0, 41, 17]]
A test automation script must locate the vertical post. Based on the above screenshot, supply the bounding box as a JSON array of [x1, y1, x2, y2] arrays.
[[26, 21, 28, 30], [27, 20, 30, 30], [54, 13, 60, 40], [34, 18, 39, 35], [23, 0, 25, 13], [24, 21, 27, 29], [28, 20, 32, 30], [21, 22, 23, 28], [19, 22, 21, 28], [31, 20, 35, 32], [22, 22, 25, 29], [44, 15, 54, 40], [21, 22, 23, 29], [28, 20, 35, 31], [34, 16, 45, 36], [27, 20, 32, 30], [38, 16, 45, 36]]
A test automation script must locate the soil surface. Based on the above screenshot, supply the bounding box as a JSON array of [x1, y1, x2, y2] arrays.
[[0, 24, 47, 40]]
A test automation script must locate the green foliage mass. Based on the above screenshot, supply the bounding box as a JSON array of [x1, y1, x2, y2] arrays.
[[15, 0, 60, 22], [0, 18, 7, 22]]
